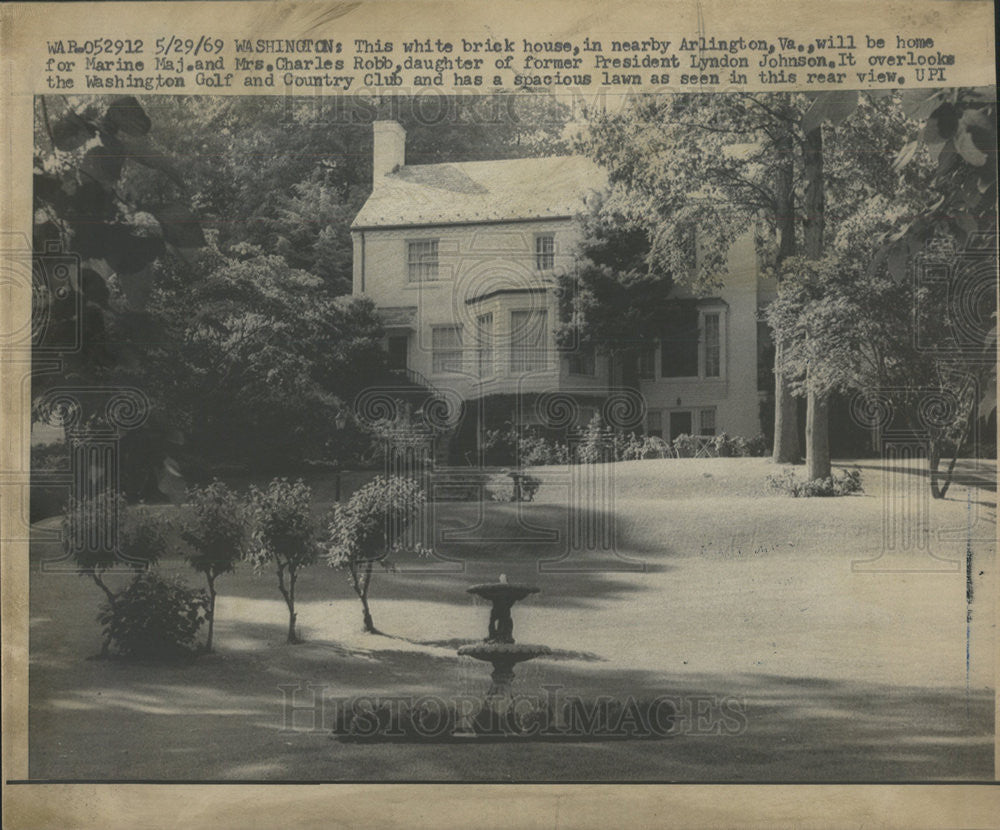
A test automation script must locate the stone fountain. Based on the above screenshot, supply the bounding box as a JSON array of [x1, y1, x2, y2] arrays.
[[457, 574, 551, 698]]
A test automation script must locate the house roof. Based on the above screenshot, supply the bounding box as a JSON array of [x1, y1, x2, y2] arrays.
[[351, 155, 607, 230]]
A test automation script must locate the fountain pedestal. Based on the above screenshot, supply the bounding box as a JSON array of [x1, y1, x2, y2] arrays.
[[457, 577, 550, 699]]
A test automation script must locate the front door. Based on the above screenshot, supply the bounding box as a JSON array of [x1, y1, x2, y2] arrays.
[[387, 335, 408, 372], [669, 410, 693, 441]]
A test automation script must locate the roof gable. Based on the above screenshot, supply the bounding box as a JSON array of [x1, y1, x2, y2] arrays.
[[351, 155, 606, 229]]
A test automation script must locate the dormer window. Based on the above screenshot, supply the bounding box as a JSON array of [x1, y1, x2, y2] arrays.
[[408, 239, 439, 282], [535, 234, 555, 271]]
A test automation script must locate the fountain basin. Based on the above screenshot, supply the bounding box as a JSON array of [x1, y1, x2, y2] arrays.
[[467, 582, 540, 602], [458, 642, 551, 663]]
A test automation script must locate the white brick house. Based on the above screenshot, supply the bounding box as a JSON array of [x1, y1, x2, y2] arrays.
[[351, 121, 769, 450]]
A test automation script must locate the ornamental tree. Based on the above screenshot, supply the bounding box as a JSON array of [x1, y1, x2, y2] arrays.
[[180, 480, 245, 651], [321, 476, 427, 634], [244, 478, 318, 644]]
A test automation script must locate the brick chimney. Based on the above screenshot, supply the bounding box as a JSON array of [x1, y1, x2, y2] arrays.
[[372, 120, 406, 185]]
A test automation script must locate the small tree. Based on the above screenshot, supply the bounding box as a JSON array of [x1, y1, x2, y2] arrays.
[[244, 478, 317, 644], [63, 490, 170, 655], [181, 481, 244, 651], [322, 476, 427, 634]]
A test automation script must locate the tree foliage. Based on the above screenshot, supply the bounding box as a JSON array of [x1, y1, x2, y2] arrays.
[[322, 476, 426, 634], [577, 91, 943, 475], [244, 478, 318, 643], [181, 480, 245, 651], [556, 195, 676, 360], [34, 94, 572, 489], [152, 249, 386, 470], [34, 96, 205, 496]]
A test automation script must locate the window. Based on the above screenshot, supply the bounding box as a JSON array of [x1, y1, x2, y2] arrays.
[[535, 234, 555, 271], [704, 312, 721, 378], [476, 313, 493, 378], [510, 310, 548, 373], [646, 410, 663, 438], [407, 239, 439, 282], [431, 325, 462, 373], [567, 344, 596, 376], [700, 408, 716, 436], [661, 305, 700, 378], [638, 345, 656, 380]]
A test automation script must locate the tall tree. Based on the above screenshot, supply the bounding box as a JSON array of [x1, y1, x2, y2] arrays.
[[33, 95, 206, 496], [555, 197, 675, 389], [578, 91, 919, 476], [149, 249, 386, 471]]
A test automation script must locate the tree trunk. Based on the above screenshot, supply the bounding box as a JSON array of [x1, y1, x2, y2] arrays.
[[360, 592, 375, 633], [359, 561, 376, 633], [92, 571, 116, 658], [205, 575, 217, 652], [803, 127, 825, 260], [929, 436, 963, 500], [928, 443, 944, 499], [91, 570, 117, 608], [276, 565, 299, 644], [805, 385, 831, 480], [802, 124, 829, 478], [287, 571, 298, 643], [771, 113, 800, 464], [773, 347, 800, 463]]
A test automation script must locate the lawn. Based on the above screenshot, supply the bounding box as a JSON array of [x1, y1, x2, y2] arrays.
[[27, 457, 996, 781]]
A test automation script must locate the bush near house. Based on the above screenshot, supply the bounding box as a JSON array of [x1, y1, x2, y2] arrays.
[[482, 418, 768, 466], [766, 468, 864, 497]]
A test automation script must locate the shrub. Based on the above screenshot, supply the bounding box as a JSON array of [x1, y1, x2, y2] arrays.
[[745, 434, 771, 457], [31, 441, 69, 472], [97, 571, 208, 660], [519, 432, 571, 466], [63, 492, 171, 655], [484, 471, 542, 502], [576, 414, 612, 463], [489, 422, 764, 465], [484, 473, 515, 502], [620, 433, 672, 460], [671, 433, 701, 458], [712, 432, 740, 457], [767, 467, 864, 497], [483, 424, 570, 467]]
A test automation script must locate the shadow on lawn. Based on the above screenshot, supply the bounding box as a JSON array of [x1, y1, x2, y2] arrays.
[[27, 494, 994, 781], [29, 632, 994, 781], [848, 459, 998, 494]]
